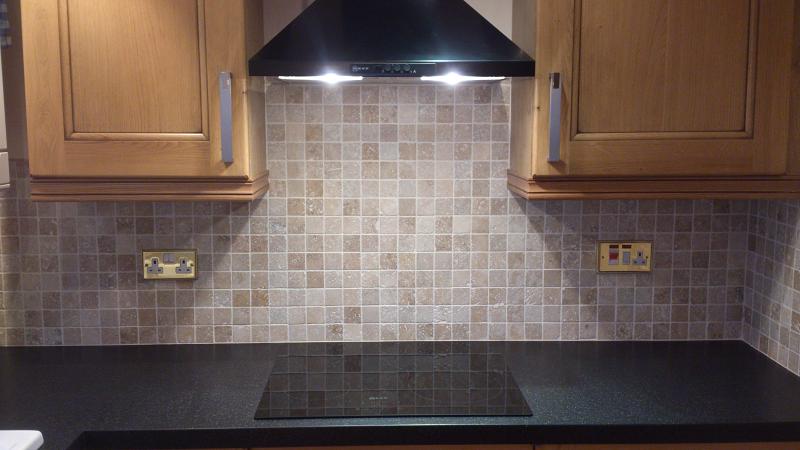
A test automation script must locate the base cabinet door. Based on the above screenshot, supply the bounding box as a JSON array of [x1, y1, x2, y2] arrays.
[[21, 0, 267, 200], [252, 446, 532, 450], [536, 443, 800, 450]]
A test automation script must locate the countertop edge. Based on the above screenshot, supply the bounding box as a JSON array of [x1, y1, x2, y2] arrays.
[[73, 422, 800, 449]]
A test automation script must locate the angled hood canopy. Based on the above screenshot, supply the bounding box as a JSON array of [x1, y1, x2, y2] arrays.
[[248, 0, 534, 81]]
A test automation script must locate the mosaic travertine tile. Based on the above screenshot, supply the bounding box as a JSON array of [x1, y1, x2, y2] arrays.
[[0, 82, 746, 345], [744, 199, 800, 375]]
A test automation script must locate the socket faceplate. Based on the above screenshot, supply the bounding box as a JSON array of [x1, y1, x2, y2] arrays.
[[142, 249, 197, 280], [598, 241, 652, 272]]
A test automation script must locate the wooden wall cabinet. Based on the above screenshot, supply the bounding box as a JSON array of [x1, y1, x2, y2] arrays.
[[21, 0, 268, 201], [509, 0, 800, 199]]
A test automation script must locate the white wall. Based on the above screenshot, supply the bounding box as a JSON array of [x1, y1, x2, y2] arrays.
[[263, 0, 313, 42], [466, 0, 513, 39]]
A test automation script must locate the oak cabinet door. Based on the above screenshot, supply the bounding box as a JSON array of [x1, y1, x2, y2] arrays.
[[22, 0, 252, 179], [535, 443, 800, 450], [534, 0, 793, 177], [252, 446, 532, 450]]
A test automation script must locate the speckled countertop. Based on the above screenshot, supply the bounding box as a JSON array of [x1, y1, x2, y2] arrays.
[[2, 341, 800, 449]]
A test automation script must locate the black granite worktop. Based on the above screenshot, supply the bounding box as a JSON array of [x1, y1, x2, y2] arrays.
[[2, 341, 800, 449]]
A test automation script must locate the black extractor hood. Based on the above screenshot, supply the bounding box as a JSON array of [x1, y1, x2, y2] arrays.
[[248, 0, 534, 82]]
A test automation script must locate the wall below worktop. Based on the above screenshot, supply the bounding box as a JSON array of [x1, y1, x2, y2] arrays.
[[0, 82, 748, 347]]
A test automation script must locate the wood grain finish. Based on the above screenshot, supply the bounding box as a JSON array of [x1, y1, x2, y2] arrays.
[[508, 171, 800, 199], [537, 443, 800, 450], [528, 0, 573, 178], [254, 446, 532, 450], [21, 0, 267, 200], [246, 76, 268, 182], [29, 172, 268, 201], [508, 0, 799, 197], [577, 0, 752, 134], [509, 0, 536, 178], [64, 0, 204, 134], [562, 0, 791, 176]]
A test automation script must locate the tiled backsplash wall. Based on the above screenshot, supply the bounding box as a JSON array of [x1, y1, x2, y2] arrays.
[[744, 200, 800, 375], [0, 82, 749, 347]]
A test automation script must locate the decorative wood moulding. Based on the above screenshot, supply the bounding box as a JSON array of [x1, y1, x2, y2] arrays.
[[507, 171, 800, 200], [29, 172, 268, 202]]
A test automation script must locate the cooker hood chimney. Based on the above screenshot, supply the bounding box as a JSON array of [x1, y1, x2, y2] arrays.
[[248, 0, 534, 82]]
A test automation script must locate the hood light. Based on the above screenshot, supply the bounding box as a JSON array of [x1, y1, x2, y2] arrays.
[[278, 73, 364, 84], [420, 73, 505, 85], [277, 72, 505, 85]]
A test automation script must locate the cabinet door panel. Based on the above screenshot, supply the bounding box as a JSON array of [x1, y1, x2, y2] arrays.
[[534, 0, 793, 177], [577, 0, 751, 134], [22, 0, 249, 179], [65, 0, 204, 135]]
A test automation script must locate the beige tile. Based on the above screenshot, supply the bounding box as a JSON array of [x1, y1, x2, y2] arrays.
[[0, 82, 757, 352]]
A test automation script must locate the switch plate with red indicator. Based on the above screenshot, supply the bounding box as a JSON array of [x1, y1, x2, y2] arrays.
[[598, 241, 652, 272], [608, 245, 620, 265]]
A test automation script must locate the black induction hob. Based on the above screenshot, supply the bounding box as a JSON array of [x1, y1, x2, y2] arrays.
[[255, 342, 532, 419]]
